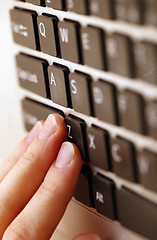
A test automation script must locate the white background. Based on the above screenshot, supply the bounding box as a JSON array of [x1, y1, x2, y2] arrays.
[[0, 1, 24, 162]]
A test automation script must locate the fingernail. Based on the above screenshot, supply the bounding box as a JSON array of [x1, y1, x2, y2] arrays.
[[39, 114, 57, 139], [55, 142, 75, 168], [26, 121, 43, 144]]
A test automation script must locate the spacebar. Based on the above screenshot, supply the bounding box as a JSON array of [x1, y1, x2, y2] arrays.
[[117, 186, 157, 240]]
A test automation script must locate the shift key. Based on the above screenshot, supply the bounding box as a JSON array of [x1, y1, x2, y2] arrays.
[[16, 53, 49, 98]]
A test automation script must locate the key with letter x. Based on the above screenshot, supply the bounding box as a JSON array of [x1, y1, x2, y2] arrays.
[[86, 125, 110, 170]]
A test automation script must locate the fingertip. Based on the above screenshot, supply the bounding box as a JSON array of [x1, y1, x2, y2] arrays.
[[34, 114, 66, 142], [52, 114, 67, 139], [55, 142, 82, 169], [53, 113, 66, 129], [53, 113, 64, 121]]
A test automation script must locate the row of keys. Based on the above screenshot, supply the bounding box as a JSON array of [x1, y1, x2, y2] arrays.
[[21, 98, 157, 239], [75, 167, 157, 240], [10, 8, 157, 83], [22, 98, 157, 194], [18, 0, 157, 27], [16, 53, 157, 140]]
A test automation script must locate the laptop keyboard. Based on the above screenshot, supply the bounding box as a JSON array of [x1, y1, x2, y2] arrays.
[[10, 1, 157, 239]]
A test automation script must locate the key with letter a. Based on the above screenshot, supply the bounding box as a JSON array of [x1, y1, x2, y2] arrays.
[[48, 64, 71, 107], [58, 20, 81, 63]]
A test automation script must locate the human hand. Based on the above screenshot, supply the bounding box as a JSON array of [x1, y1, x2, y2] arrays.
[[0, 114, 101, 240]]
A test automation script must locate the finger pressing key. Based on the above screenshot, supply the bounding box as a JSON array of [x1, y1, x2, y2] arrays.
[[3, 142, 82, 240], [0, 114, 67, 238]]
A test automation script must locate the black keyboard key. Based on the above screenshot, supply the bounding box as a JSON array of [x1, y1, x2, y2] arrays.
[[65, 115, 87, 160], [134, 41, 157, 84], [58, 20, 81, 63], [66, 0, 88, 14], [81, 26, 105, 70], [105, 33, 134, 77], [74, 165, 94, 207], [26, 0, 45, 6], [144, 0, 157, 27], [115, 0, 144, 24], [137, 149, 157, 192], [16, 53, 49, 98], [10, 8, 40, 50], [48, 64, 70, 107], [117, 187, 157, 240], [145, 101, 157, 139], [110, 136, 136, 182], [22, 98, 64, 131], [37, 15, 59, 56], [69, 71, 92, 115], [92, 80, 118, 124], [45, 0, 65, 10], [118, 90, 145, 134], [89, 0, 115, 19], [86, 125, 110, 170], [93, 174, 116, 219]]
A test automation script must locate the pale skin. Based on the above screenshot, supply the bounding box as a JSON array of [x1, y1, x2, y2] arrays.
[[0, 114, 101, 240]]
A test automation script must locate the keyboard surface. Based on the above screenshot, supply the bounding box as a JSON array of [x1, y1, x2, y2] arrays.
[[10, 1, 157, 239]]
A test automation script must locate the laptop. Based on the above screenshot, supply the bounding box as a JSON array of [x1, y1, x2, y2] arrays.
[[1, 0, 157, 239]]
